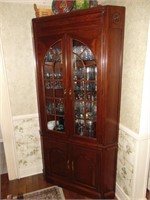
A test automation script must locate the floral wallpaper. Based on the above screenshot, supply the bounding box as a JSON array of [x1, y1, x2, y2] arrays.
[[117, 129, 136, 197], [14, 117, 42, 170]]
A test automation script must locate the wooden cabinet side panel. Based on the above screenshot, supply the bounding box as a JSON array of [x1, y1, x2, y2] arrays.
[[102, 146, 118, 198], [103, 6, 125, 145]]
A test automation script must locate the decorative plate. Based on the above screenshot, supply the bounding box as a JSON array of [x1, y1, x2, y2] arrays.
[[52, 0, 75, 14]]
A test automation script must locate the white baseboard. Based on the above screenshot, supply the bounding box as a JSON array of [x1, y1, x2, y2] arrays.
[[18, 164, 43, 178]]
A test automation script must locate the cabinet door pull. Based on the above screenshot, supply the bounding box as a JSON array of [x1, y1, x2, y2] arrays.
[[67, 160, 70, 169], [72, 161, 74, 171], [69, 89, 72, 96], [64, 88, 67, 95]]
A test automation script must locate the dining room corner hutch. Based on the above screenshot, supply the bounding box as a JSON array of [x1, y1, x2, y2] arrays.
[[32, 5, 125, 199]]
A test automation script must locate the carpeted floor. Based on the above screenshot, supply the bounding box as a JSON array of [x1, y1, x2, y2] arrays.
[[7, 186, 65, 200]]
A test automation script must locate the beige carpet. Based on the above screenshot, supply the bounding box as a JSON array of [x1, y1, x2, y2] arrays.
[[11, 186, 65, 199]]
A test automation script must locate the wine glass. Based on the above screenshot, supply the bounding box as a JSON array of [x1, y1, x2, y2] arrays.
[[78, 119, 84, 136], [87, 120, 94, 137]]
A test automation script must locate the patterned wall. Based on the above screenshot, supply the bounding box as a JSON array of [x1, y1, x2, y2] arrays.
[[117, 129, 136, 197], [14, 117, 42, 171], [0, 3, 38, 116]]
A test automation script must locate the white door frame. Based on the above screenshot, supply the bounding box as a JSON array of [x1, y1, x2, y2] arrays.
[[0, 30, 18, 180]]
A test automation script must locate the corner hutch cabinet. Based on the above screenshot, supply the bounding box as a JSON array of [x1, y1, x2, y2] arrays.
[[32, 5, 125, 199]]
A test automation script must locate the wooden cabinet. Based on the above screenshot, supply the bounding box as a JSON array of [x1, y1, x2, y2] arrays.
[[32, 5, 125, 199]]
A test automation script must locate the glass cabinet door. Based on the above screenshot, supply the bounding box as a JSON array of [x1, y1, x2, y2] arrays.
[[72, 40, 97, 138], [43, 41, 65, 133]]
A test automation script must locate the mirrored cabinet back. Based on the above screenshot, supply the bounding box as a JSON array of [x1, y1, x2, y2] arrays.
[[32, 5, 125, 199]]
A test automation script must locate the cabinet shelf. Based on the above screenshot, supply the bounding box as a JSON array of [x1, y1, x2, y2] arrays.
[[47, 113, 64, 117], [44, 78, 63, 81], [44, 62, 54, 66]]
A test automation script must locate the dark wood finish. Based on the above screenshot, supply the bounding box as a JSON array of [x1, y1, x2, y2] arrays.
[[32, 5, 125, 199], [147, 189, 150, 200]]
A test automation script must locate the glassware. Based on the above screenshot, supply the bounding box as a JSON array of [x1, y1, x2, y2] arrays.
[[47, 120, 56, 130], [92, 103, 97, 119], [81, 48, 94, 60], [47, 102, 55, 114], [47, 50, 53, 62], [86, 82, 96, 92], [75, 91, 84, 100], [75, 0, 87, 10], [79, 81, 84, 91], [74, 65, 78, 80], [78, 119, 84, 135], [86, 120, 94, 137], [45, 82, 53, 90], [55, 117, 65, 131], [56, 99, 64, 115], [54, 81, 63, 89], [77, 67, 84, 80], [86, 67, 95, 80], [73, 40, 97, 137]]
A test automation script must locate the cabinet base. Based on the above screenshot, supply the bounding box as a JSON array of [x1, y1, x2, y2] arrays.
[[44, 174, 116, 199]]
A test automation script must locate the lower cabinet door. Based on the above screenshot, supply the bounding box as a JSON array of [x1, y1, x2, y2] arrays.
[[43, 140, 69, 179], [71, 145, 99, 191], [43, 139, 100, 195]]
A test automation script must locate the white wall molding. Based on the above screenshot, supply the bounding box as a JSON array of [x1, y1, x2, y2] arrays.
[[0, 30, 18, 180], [119, 123, 149, 141], [13, 113, 39, 121], [132, 138, 150, 200]]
